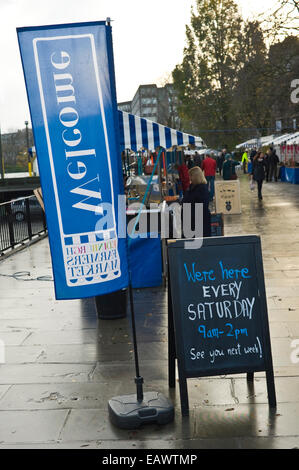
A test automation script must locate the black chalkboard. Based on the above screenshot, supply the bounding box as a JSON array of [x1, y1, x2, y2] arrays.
[[167, 235, 276, 415]]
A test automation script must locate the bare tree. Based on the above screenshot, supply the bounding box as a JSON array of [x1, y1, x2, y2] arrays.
[[258, 0, 299, 43]]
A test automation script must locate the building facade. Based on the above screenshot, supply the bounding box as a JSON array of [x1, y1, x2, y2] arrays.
[[118, 83, 180, 128], [117, 101, 132, 114]]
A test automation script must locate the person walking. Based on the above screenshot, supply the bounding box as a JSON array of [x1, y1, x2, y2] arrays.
[[201, 153, 217, 202], [182, 166, 211, 237], [241, 150, 249, 174], [252, 152, 267, 200], [222, 154, 239, 180]]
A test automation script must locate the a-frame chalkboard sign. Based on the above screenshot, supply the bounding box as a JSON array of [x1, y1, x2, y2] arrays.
[[167, 235, 276, 416]]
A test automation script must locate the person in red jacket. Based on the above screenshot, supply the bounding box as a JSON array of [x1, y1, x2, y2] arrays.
[[175, 161, 190, 194], [201, 153, 217, 202]]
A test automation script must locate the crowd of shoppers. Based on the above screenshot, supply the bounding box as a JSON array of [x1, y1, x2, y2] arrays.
[[175, 144, 280, 209]]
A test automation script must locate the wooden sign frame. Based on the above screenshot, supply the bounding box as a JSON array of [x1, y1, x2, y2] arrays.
[[167, 235, 276, 416], [215, 180, 241, 215], [33, 187, 45, 212]]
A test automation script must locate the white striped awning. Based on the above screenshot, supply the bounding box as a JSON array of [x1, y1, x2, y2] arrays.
[[236, 135, 275, 149], [270, 134, 293, 146], [281, 132, 299, 145], [236, 133, 299, 149], [118, 110, 204, 152]]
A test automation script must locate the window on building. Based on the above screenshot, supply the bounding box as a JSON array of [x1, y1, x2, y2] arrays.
[[142, 107, 157, 115], [142, 97, 157, 105]]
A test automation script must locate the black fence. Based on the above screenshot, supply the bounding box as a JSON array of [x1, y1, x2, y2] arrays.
[[0, 195, 47, 256]]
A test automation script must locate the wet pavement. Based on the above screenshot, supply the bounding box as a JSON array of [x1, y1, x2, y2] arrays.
[[0, 173, 299, 449]]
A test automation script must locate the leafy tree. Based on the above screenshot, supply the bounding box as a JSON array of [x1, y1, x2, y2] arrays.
[[231, 21, 273, 141], [267, 36, 299, 131], [1, 128, 33, 168], [173, 0, 299, 149], [172, 0, 243, 148]]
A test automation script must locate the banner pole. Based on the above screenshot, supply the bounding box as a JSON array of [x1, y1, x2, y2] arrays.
[[0, 125, 4, 180], [128, 273, 143, 402], [108, 146, 174, 427], [125, 150, 164, 402]]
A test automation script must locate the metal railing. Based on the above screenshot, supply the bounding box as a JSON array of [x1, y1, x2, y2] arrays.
[[0, 195, 47, 256]]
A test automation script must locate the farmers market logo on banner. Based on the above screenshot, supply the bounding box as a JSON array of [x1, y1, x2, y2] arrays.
[[17, 21, 128, 299]]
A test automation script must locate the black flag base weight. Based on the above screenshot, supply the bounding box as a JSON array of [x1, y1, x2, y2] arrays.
[[108, 389, 174, 430]]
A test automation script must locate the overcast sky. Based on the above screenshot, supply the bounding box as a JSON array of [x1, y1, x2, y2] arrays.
[[0, 0, 277, 133]]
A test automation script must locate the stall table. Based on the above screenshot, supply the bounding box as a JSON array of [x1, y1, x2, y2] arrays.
[[279, 166, 299, 184]]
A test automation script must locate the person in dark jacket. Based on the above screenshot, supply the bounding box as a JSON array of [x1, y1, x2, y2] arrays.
[[217, 152, 225, 175], [182, 166, 211, 238], [186, 155, 195, 169], [252, 152, 267, 200], [267, 147, 279, 182], [250, 148, 257, 163], [222, 154, 239, 180], [194, 151, 202, 167], [263, 151, 270, 182]]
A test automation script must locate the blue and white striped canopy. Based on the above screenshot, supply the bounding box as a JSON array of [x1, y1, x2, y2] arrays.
[[118, 110, 204, 152]]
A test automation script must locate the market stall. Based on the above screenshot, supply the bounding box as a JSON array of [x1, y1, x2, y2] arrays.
[[278, 133, 299, 183], [119, 110, 205, 288], [118, 110, 205, 193]]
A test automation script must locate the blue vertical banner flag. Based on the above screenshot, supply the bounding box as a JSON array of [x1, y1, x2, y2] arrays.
[[17, 21, 129, 299]]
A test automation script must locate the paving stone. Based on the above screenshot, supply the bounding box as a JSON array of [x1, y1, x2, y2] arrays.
[[268, 308, 299, 323], [0, 363, 95, 384], [0, 385, 10, 401], [0, 382, 124, 410], [237, 436, 299, 449], [22, 329, 98, 346], [232, 376, 299, 404], [283, 271, 299, 279], [0, 317, 98, 332], [273, 297, 299, 309], [0, 330, 31, 346], [0, 409, 69, 443], [286, 322, 299, 338], [0, 438, 241, 449], [4, 345, 43, 363], [5, 343, 132, 364], [269, 322, 290, 338], [90, 360, 167, 383], [188, 403, 299, 439]]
